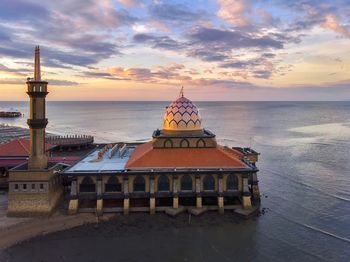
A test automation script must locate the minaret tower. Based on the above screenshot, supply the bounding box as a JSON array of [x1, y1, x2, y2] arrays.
[[27, 46, 48, 169]]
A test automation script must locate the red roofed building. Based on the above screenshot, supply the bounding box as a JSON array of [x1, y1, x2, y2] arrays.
[[0, 138, 79, 188], [0, 138, 54, 157], [64, 90, 260, 216]]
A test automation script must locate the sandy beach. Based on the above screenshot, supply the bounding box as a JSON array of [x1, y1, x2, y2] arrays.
[[0, 192, 107, 251]]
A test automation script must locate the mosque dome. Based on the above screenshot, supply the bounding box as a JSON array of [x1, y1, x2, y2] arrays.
[[163, 94, 203, 133]]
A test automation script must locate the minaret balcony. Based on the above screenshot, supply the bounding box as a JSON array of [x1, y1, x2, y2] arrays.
[[27, 118, 48, 129]]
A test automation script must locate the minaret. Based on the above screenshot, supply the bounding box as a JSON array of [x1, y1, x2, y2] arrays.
[[26, 46, 48, 169]]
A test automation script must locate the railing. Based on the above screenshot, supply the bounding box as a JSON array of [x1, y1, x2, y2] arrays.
[[47, 135, 94, 147]]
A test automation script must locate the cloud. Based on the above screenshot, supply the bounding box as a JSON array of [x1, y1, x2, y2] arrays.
[[133, 33, 184, 50], [323, 14, 350, 38], [0, 0, 49, 21], [149, 3, 207, 23], [216, 0, 251, 26], [0, 78, 79, 86], [188, 28, 284, 49], [0, 64, 29, 76], [118, 0, 141, 7], [0, 0, 137, 68]]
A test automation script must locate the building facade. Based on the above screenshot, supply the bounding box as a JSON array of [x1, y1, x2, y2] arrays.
[[64, 92, 260, 216]]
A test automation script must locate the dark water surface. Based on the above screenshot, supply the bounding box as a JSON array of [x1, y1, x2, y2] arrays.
[[0, 101, 350, 261]]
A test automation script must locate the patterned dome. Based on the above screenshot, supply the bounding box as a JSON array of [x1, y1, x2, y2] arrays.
[[163, 96, 203, 132]]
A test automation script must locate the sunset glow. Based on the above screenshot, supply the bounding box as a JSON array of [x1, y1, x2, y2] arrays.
[[0, 0, 349, 101]]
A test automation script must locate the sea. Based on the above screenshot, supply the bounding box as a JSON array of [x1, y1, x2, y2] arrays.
[[0, 101, 349, 262]]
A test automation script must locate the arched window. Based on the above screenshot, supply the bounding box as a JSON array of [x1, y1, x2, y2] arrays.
[[196, 139, 206, 147], [158, 175, 170, 191], [133, 176, 145, 192], [164, 139, 173, 148], [227, 175, 238, 190], [203, 175, 215, 191], [180, 139, 190, 148], [80, 176, 95, 192], [105, 176, 121, 192], [181, 175, 192, 191]]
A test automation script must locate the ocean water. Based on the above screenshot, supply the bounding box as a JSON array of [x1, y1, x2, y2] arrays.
[[0, 101, 350, 261]]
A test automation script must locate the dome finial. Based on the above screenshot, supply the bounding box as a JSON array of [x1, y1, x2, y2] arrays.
[[179, 86, 184, 98]]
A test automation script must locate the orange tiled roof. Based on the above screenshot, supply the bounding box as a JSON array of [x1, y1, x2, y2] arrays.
[[125, 142, 247, 169], [0, 138, 54, 157]]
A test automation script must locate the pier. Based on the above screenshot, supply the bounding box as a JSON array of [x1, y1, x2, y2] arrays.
[[47, 135, 94, 150]]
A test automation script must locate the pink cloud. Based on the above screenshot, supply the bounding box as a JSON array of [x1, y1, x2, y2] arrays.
[[217, 0, 250, 26], [323, 14, 350, 38]]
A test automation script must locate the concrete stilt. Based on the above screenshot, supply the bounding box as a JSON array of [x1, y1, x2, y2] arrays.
[[96, 199, 103, 216], [242, 195, 252, 209], [150, 198, 156, 215], [196, 196, 202, 208], [123, 198, 129, 215], [68, 199, 78, 215], [173, 196, 179, 209], [218, 196, 224, 214]]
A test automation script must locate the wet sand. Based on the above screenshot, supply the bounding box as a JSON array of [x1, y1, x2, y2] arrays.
[[0, 212, 257, 262]]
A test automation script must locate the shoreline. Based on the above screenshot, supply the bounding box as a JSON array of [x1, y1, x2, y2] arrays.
[[0, 210, 102, 251], [0, 211, 252, 252], [0, 190, 260, 251]]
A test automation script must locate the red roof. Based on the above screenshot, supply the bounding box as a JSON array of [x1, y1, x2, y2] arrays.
[[125, 142, 247, 169], [0, 159, 26, 167], [0, 138, 54, 157], [0, 156, 80, 168]]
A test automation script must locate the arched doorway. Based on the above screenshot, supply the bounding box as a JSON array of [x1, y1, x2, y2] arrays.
[[181, 175, 192, 191], [158, 175, 170, 191], [203, 175, 215, 191], [133, 176, 145, 192], [105, 176, 121, 192], [226, 175, 238, 190], [79, 176, 95, 192]]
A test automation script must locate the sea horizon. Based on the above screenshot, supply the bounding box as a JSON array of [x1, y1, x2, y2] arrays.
[[1, 101, 350, 261]]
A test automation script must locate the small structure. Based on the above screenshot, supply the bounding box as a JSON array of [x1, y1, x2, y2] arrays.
[[63, 91, 260, 217], [0, 138, 80, 189], [0, 108, 22, 118], [47, 135, 93, 151]]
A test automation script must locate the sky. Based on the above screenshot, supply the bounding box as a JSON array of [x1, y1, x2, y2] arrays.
[[0, 0, 349, 101]]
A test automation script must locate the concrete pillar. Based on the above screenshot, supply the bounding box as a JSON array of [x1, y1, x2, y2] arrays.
[[196, 196, 202, 208], [195, 176, 201, 193], [150, 176, 155, 214], [173, 175, 178, 194], [71, 180, 78, 197], [150, 198, 156, 215], [218, 196, 224, 214], [251, 172, 260, 200], [218, 175, 224, 214], [173, 175, 178, 209], [68, 180, 78, 215], [123, 198, 129, 215], [123, 176, 129, 215], [96, 179, 102, 198], [68, 199, 78, 215], [173, 196, 179, 209], [195, 176, 202, 208], [242, 175, 252, 209], [96, 199, 103, 216]]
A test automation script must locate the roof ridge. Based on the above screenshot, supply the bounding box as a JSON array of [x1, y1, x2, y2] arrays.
[[218, 146, 243, 161], [18, 138, 30, 154]]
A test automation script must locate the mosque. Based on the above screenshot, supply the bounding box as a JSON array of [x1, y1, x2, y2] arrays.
[[7, 47, 260, 217]]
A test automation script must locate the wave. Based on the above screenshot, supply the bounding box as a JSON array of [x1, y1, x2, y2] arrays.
[[269, 209, 350, 244], [263, 168, 350, 202]]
